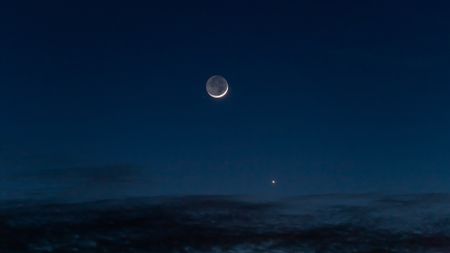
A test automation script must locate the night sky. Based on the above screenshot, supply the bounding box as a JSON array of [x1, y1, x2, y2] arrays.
[[1, 1, 449, 200]]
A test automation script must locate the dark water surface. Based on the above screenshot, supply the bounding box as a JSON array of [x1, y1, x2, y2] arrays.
[[1, 194, 450, 252]]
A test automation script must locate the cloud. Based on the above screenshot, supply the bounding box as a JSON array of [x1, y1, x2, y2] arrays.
[[1, 163, 151, 201], [35, 164, 144, 185]]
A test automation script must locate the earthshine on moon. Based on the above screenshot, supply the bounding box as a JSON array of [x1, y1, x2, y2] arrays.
[[206, 75, 229, 98]]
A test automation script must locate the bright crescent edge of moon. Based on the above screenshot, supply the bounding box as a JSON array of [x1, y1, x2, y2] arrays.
[[209, 83, 229, 98]]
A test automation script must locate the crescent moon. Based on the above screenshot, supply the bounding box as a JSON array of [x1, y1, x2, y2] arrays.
[[209, 84, 228, 98], [206, 75, 229, 99]]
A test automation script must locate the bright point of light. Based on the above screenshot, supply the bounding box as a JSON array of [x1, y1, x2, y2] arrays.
[[271, 179, 277, 185]]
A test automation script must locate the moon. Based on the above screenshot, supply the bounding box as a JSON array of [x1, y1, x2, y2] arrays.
[[206, 75, 229, 98]]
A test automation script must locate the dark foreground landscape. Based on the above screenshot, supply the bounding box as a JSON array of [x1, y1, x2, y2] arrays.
[[1, 194, 450, 253]]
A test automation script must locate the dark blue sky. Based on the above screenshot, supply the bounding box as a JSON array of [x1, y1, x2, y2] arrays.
[[1, 1, 450, 199]]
